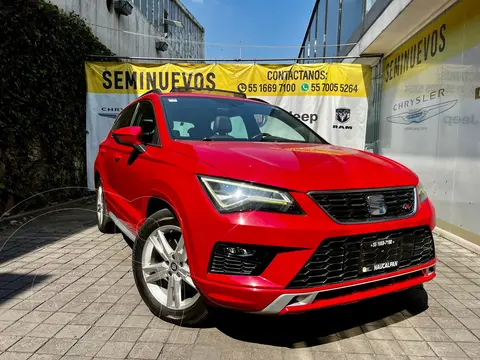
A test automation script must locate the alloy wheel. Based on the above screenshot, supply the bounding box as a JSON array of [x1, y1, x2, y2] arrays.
[[97, 185, 104, 224], [141, 225, 199, 310]]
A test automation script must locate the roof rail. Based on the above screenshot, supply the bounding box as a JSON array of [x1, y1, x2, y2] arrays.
[[139, 89, 163, 97], [249, 97, 270, 104], [170, 87, 246, 98]]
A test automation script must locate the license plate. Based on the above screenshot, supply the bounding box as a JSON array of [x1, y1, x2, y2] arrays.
[[359, 238, 400, 274]]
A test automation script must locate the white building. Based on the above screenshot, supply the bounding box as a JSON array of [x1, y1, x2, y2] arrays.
[[299, 0, 480, 243], [51, 0, 205, 59]]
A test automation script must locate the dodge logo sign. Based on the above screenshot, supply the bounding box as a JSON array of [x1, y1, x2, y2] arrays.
[[335, 108, 351, 123], [367, 194, 387, 216]]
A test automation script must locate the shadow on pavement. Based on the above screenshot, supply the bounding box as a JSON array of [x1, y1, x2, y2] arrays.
[[214, 290, 420, 348], [0, 273, 51, 305], [0, 202, 96, 266], [0, 202, 96, 303]]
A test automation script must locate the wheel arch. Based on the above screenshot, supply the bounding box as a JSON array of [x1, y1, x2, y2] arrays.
[[145, 195, 187, 232], [143, 194, 197, 267], [146, 196, 176, 218]]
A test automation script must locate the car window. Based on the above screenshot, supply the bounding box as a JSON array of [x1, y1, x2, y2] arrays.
[[112, 104, 137, 130], [209, 116, 248, 139], [132, 101, 160, 145], [161, 96, 327, 143], [257, 115, 305, 142]]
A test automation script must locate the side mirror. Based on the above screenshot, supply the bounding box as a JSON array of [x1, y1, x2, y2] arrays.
[[112, 126, 145, 153]]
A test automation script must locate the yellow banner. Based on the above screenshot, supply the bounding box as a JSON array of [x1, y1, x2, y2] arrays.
[[383, 0, 480, 89], [85, 62, 371, 98]]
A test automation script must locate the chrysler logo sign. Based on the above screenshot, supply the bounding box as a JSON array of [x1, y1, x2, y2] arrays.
[[367, 194, 387, 216]]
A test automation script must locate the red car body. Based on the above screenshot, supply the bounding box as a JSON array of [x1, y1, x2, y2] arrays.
[[94, 90, 436, 316]]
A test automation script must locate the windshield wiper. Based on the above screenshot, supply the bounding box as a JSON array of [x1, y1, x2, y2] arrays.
[[253, 133, 292, 142], [202, 137, 213, 141]]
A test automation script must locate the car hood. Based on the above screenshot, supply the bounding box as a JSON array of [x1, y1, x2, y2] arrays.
[[180, 142, 418, 192]]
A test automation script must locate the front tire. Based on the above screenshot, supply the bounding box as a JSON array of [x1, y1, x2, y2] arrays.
[[132, 209, 209, 327], [96, 181, 115, 233], [402, 284, 429, 315]]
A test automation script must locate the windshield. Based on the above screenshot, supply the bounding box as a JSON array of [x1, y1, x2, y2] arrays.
[[160, 96, 328, 144]]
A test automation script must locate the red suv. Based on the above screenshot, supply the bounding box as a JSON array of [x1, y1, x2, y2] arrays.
[[94, 87, 436, 326]]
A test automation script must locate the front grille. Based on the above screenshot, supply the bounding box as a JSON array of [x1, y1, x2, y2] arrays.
[[287, 226, 435, 289], [209, 243, 279, 276], [309, 187, 416, 223]]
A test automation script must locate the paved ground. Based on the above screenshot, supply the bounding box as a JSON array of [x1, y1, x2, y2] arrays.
[[2, 203, 480, 359]]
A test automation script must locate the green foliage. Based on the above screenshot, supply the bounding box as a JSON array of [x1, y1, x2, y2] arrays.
[[0, 0, 114, 214]]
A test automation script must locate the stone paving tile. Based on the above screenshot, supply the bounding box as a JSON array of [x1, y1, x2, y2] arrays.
[[65, 341, 104, 357], [36, 339, 77, 355], [96, 341, 134, 358], [427, 341, 467, 357], [2, 321, 38, 336], [127, 342, 163, 359], [0, 352, 32, 360], [109, 328, 143, 343], [398, 341, 435, 357], [6, 210, 480, 359], [137, 329, 170, 344], [0, 335, 22, 352], [94, 314, 127, 328], [28, 324, 65, 339], [120, 316, 151, 329], [8, 337, 49, 353]]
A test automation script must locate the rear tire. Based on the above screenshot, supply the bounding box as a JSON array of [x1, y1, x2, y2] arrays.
[[132, 209, 210, 327], [96, 181, 115, 233]]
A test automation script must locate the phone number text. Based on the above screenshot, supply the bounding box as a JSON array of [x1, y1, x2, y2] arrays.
[[242, 83, 359, 93]]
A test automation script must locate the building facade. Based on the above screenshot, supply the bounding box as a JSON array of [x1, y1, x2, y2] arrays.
[[51, 0, 205, 59], [298, 0, 480, 242]]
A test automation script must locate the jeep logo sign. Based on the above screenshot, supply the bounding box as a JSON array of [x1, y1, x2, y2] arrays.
[[289, 111, 318, 124]]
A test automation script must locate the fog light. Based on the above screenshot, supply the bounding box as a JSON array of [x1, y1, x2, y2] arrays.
[[221, 246, 256, 257], [427, 265, 436, 275], [209, 243, 288, 276]]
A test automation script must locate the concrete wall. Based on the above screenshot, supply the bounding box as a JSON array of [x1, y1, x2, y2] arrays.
[[50, 0, 204, 59]]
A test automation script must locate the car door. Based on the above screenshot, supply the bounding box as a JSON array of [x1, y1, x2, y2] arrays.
[[101, 102, 139, 223], [114, 99, 162, 231]]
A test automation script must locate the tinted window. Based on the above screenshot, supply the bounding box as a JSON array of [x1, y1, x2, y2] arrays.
[[209, 116, 248, 139], [340, 0, 363, 45], [325, 0, 340, 61], [112, 104, 137, 130], [133, 101, 159, 145], [258, 116, 305, 142], [161, 96, 327, 144]]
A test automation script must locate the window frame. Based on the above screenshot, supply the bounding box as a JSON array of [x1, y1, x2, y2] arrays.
[[131, 99, 162, 147], [111, 102, 139, 131]]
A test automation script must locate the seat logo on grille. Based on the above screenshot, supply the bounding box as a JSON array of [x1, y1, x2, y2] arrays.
[[367, 195, 387, 216]]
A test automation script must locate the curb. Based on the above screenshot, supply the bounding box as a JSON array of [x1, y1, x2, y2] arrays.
[[0, 194, 96, 226], [434, 226, 480, 256]]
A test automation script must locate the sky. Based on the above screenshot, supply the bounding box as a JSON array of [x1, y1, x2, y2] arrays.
[[184, 0, 314, 61]]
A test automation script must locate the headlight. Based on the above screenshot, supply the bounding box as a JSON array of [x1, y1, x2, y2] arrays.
[[199, 176, 303, 214], [417, 181, 428, 203]]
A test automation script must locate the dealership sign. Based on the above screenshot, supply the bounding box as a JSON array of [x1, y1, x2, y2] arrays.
[[84, 62, 372, 189]]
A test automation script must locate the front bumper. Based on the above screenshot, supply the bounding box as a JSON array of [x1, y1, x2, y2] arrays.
[[183, 187, 437, 315], [195, 261, 436, 314]]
